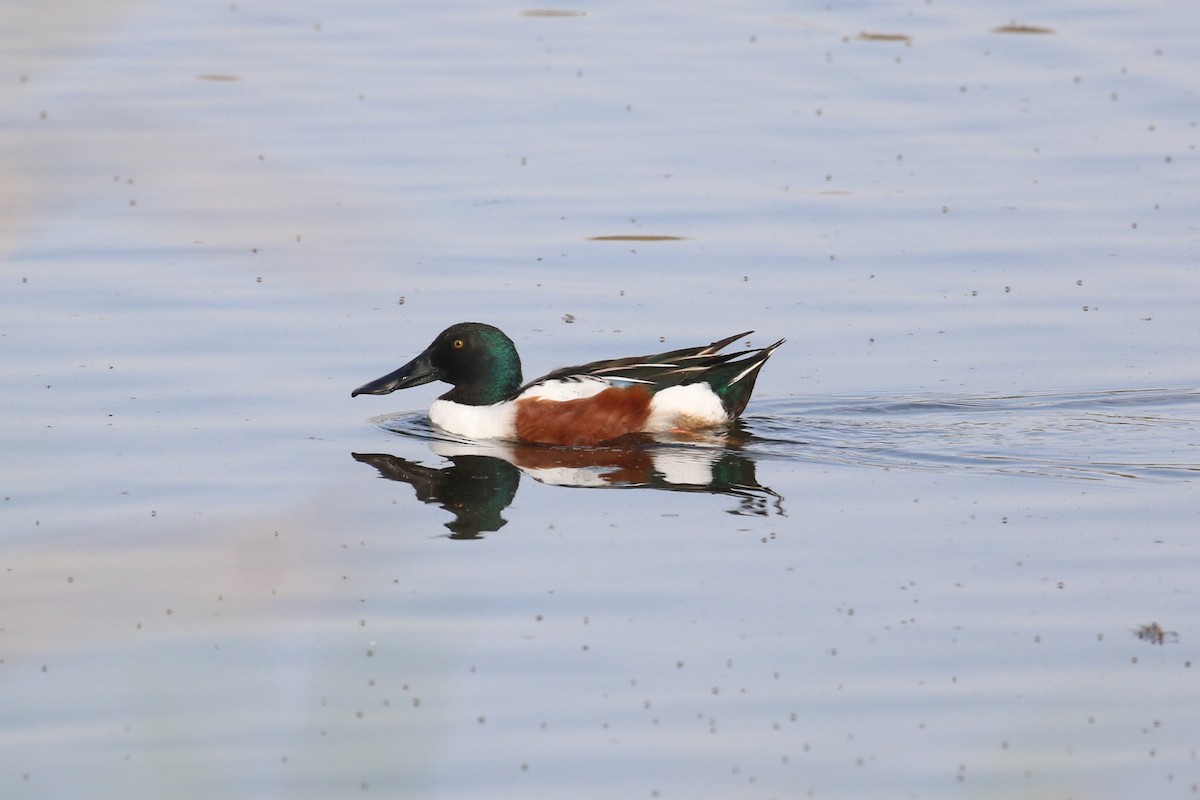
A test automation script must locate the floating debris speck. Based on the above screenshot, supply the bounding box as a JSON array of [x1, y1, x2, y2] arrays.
[[588, 235, 687, 241], [991, 24, 1055, 35], [857, 32, 912, 43], [1135, 622, 1177, 645]]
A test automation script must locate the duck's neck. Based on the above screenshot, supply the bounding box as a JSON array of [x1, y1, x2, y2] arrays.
[[444, 360, 522, 406]]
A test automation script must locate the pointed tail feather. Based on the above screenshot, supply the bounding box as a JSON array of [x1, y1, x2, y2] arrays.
[[710, 337, 784, 419]]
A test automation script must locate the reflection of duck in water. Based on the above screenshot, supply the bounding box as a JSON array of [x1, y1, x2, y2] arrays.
[[353, 323, 783, 446], [352, 450, 519, 538], [353, 436, 783, 539]]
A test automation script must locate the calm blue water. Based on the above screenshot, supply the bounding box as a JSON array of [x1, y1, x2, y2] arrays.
[[2, 1, 1198, 798]]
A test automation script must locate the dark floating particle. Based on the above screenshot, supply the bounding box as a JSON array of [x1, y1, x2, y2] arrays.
[[991, 24, 1055, 34], [857, 32, 912, 43], [1135, 622, 1177, 645], [587, 235, 687, 241]]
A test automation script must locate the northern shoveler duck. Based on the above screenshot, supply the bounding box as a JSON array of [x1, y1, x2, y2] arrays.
[[352, 322, 783, 446]]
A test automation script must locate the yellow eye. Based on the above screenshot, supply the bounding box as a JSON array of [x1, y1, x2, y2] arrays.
[[452, 339, 465, 349]]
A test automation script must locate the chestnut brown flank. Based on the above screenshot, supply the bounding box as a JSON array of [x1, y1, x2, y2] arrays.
[[515, 385, 654, 446]]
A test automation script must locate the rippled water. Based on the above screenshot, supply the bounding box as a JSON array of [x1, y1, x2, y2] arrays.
[[758, 388, 1200, 480], [3, 0, 1199, 798]]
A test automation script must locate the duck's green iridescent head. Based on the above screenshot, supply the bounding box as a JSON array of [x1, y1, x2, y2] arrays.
[[352, 322, 524, 406]]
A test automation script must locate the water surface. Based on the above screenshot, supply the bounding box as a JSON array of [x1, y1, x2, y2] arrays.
[[2, 1, 1198, 798]]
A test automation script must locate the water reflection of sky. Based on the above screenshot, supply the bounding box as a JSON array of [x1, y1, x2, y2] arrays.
[[2, 1, 1199, 798]]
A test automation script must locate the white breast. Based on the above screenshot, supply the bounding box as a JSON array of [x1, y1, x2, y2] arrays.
[[429, 400, 517, 440]]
